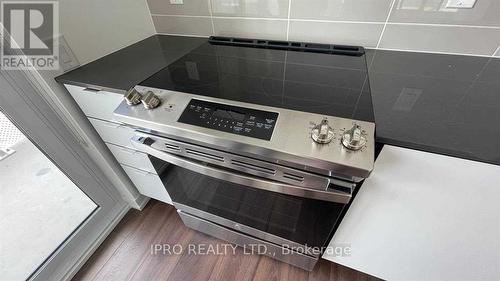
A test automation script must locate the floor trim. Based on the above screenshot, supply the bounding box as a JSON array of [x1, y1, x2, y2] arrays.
[[135, 195, 151, 210]]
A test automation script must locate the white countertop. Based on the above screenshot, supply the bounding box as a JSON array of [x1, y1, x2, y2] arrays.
[[323, 145, 500, 281]]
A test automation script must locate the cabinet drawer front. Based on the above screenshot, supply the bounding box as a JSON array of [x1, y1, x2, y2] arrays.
[[65, 84, 123, 122], [107, 143, 156, 174], [122, 165, 172, 205], [89, 117, 135, 149]]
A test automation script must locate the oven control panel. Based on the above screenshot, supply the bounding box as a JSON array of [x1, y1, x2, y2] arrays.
[[178, 99, 278, 141]]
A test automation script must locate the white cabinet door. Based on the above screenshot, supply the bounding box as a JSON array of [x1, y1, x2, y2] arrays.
[[121, 165, 172, 205], [106, 143, 157, 174], [65, 84, 123, 122], [323, 145, 500, 281], [89, 117, 136, 149]]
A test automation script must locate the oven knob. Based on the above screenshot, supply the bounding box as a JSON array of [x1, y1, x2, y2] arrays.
[[342, 124, 366, 150], [311, 118, 334, 144], [141, 91, 161, 109], [124, 88, 142, 105]]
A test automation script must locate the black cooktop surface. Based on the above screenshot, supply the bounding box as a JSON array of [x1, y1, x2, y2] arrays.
[[139, 41, 374, 123]]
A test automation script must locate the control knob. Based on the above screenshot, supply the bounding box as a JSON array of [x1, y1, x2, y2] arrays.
[[311, 118, 334, 144], [341, 124, 366, 150], [124, 88, 141, 105], [141, 91, 161, 109]]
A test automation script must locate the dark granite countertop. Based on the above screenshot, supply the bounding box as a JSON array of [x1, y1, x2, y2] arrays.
[[56, 35, 500, 166], [55, 35, 206, 93], [365, 49, 500, 165]]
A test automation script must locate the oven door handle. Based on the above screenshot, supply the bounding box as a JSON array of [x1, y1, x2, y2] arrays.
[[131, 135, 352, 204]]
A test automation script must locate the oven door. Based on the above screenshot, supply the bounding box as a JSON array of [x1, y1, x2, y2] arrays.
[[131, 132, 351, 249]]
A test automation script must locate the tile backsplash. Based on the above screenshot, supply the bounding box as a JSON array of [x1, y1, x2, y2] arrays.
[[146, 0, 500, 57]]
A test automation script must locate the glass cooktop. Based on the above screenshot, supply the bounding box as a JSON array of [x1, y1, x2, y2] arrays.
[[139, 40, 374, 122]]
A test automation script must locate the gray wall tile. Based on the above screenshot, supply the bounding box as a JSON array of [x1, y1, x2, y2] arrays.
[[211, 0, 289, 18], [153, 16, 213, 36], [147, 0, 211, 16], [379, 24, 500, 56], [213, 18, 287, 40], [389, 0, 500, 27], [146, 0, 500, 57], [288, 21, 383, 47], [290, 0, 393, 22]]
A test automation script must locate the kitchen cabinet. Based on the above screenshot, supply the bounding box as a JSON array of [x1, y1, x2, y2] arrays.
[[65, 84, 173, 205], [106, 143, 156, 173], [89, 117, 136, 149], [323, 145, 500, 281], [121, 164, 172, 204], [65, 84, 123, 122]]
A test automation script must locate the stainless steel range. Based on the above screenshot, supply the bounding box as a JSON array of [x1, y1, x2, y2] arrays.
[[114, 37, 375, 271]]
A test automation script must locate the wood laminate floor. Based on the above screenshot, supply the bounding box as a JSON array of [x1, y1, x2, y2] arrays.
[[73, 200, 381, 281]]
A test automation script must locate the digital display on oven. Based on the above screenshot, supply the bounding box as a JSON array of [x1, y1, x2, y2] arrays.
[[178, 99, 278, 140], [213, 109, 245, 121]]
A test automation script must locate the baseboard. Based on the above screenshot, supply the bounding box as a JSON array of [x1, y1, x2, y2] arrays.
[[126, 193, 150, 210], [136, 195, 150, 210], [62, 202, 130, 281]]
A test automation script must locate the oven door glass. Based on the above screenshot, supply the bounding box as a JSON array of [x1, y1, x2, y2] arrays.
[[154, 155, 345, 248]]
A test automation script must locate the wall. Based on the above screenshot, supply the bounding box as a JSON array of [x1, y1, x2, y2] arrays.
[[146, 0, 500, 57], [59, 0, 156, 65]]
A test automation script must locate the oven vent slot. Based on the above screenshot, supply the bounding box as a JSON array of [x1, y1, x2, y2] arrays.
[[185, 148, 224, 162], [283, 173, 304, 182], [230, 160, 276, 175], [209, 36, 364, 56], [164, 144, 181, 152]]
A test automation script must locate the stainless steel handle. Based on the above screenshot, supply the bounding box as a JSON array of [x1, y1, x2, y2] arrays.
[[100, 121, 125, 129], [131, 135, 351, 204], [82, 87, 101, 93]]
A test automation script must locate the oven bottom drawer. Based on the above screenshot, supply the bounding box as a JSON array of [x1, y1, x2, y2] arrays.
[[177, 210, 318, 271]]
